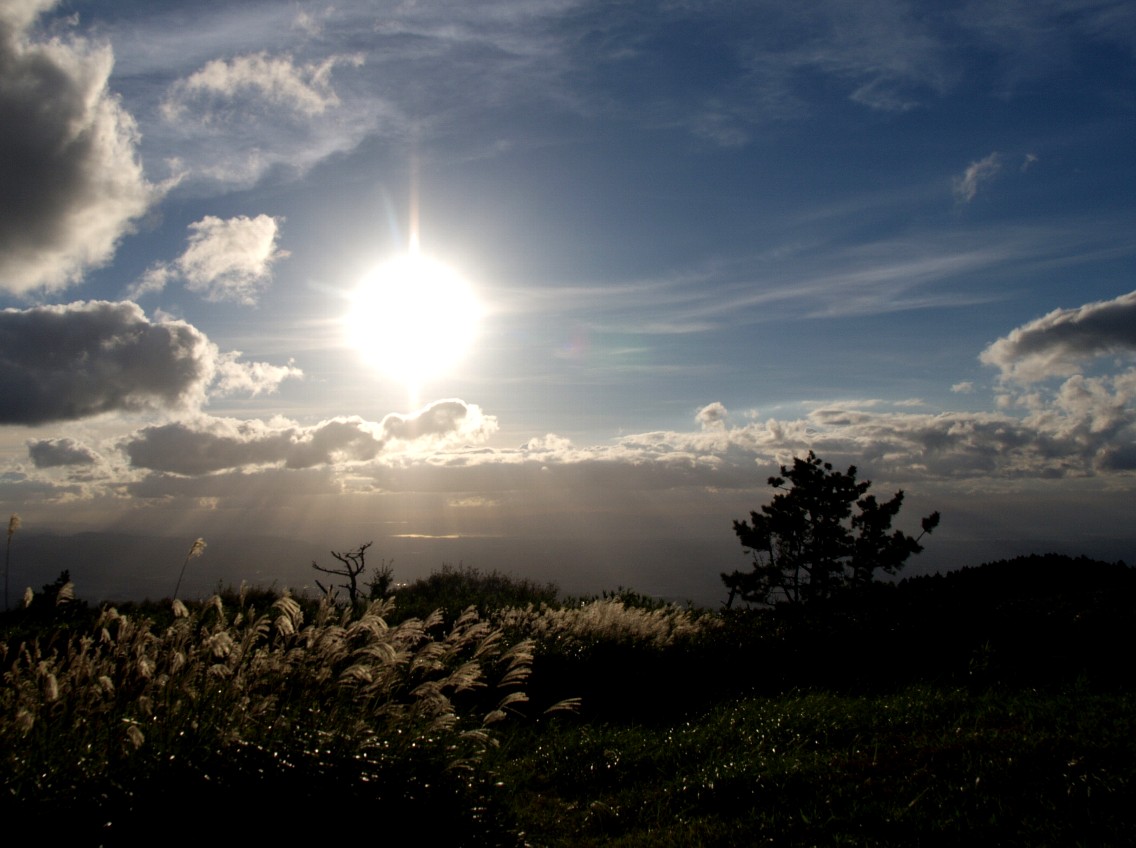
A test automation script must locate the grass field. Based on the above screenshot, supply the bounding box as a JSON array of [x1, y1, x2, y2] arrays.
[[3, 559, 1134, 845]]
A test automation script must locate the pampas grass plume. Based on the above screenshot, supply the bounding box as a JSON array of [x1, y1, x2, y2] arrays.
[[172, 537, 207, 600]]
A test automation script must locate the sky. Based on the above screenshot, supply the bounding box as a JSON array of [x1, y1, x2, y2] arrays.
[[1, 0, 1135, 604]]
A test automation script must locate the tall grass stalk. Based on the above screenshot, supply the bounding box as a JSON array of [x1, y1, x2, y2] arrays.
[[4, 514, 17, 612], [171, 537, 206, 600]]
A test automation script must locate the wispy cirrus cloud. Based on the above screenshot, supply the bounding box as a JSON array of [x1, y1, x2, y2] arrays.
[[162, 51, 364, 120], [156, 46, 374, 187], [954, 152, 1003, 203], [500, 226, 1080, 338], [74, 0, 1133, 197]]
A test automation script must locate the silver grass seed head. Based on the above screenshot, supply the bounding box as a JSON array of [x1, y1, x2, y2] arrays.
[[125, 724, 145, 750]]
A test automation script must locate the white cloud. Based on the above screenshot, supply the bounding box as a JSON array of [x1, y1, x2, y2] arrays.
[[130, 215, 287, 305], [951, 381, 976, 394], [696, 402, 729, 430], [163, 51, 363, 120], [0, 0, 158, 293], [213, 353, 302, 397], [0, 301, 301, 425], [953, 152, 1002, 203], [381, 399, 499, 445], [980, 290, 1136, 384], [158, 49, 370, 187]]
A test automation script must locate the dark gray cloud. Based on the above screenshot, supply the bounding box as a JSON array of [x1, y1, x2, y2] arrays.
[[0, 300, 298, 425], [121, 418, 301, 476], [981, 290, 1136, 382], [0, 1, 156, 293], [27, 437, 99, 467], [0, 301, 212, 424]]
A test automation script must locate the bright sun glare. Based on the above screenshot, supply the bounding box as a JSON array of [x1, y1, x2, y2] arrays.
[[345, 253, 480, 396]]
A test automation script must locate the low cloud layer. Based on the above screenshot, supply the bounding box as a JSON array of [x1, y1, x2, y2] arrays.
[[0, 301, 301, 425], [124, 387, 1134, 494], [121, 399, 497, 475], [131, 215, 287, 304], [0, 1, 156, 293]]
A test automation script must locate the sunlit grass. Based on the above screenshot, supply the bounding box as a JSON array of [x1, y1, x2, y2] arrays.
[[1, 587, 536, 840]]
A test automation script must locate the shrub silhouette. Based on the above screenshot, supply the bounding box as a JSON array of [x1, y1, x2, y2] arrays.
[[311, 541, 373, 607], [723, 451, 939, 607], [391, 564, 558, 623]]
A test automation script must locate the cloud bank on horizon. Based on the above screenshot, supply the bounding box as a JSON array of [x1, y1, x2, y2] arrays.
[[1, 0, 1134, 578]]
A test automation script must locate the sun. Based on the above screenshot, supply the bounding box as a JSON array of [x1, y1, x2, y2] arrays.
[[344, 253, 480, 396]]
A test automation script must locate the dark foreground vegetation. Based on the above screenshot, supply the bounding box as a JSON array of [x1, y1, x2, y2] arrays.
[[3, 554, 1135, 845]]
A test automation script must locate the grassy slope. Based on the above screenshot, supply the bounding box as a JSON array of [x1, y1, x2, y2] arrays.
[[491, 687, 1136, 846], [3, 556, 1135, 845]]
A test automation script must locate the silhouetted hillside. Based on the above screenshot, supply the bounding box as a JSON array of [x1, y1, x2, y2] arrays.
[[897, 552, 1134, 604], [788, 553, 1136, 691]]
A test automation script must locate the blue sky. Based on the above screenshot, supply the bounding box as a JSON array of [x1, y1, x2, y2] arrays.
[[2, 0, 1134, 603]]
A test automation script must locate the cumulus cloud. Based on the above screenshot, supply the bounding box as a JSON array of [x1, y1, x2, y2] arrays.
[[696, 402, 729, 430], [27, 437, 99, 468], [121, 399, 497, 476], [0, 0, 158, 293], [129, 215, 287, 304], [163, 51, 363, 121], [381, 399, 498, 444], [980, 290, 1136, 384], [212, 352, 302, 397], [0, 301, 301, 425], [953, 152, 1002, 202], [121, 416, 378, 475]]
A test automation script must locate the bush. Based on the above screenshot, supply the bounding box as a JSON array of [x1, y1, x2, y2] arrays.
[[391, 564, 559, 623]]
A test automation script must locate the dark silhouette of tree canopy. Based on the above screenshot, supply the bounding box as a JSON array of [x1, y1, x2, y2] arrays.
[[723, 452, 939, 607]]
